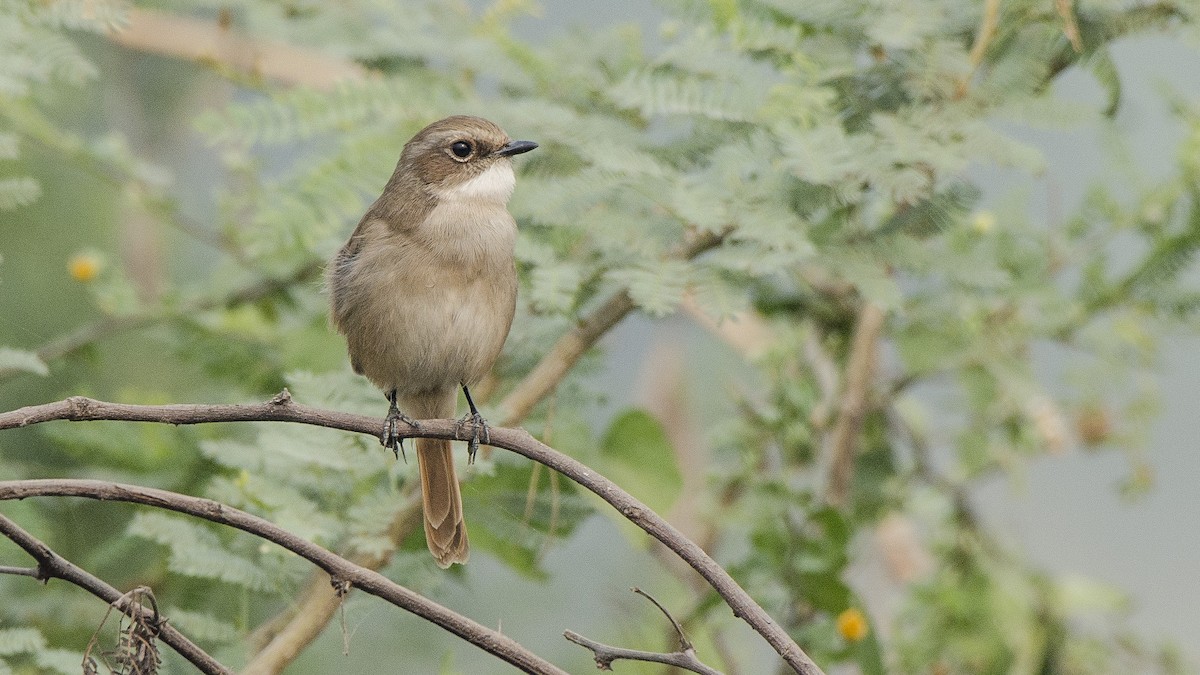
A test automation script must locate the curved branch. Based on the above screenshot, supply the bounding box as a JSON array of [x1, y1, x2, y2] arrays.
[[0, 394, 824, 675], [242, 494, 422, 675], [0, 512, 232, 674], [0, 478, 565, 675]]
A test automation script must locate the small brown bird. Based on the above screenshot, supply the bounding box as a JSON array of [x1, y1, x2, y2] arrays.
[[328, 116, 536, 567]]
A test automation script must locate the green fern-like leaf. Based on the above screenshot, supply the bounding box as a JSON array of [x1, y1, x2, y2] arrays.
[[606, 260, 691, 316], [196, 78, 435, 147], [1117, 200, 1200, 301], [127, 512, 279, 592], [1088, 46, 1122, 116], [526, 259, 584, 315], [206, 472, 341, 545], [875, 183, 981, 237], [609, 69, 764, 122], [163, 608, 241, 644]]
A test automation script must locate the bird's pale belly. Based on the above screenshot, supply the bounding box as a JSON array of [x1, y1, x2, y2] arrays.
[[344, 266, 514, 398]]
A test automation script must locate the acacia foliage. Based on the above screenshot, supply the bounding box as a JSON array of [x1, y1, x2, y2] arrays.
[[0, 0, 1198, 672]]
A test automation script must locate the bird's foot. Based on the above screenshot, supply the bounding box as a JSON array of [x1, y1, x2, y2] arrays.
[[381, 391, 419, 461], [454, 410, 489, 465]]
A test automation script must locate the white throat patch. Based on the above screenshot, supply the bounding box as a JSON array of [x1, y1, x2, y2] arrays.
[[436, 162, 516, 203]]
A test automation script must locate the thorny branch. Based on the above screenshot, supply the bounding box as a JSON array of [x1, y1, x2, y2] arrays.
[[0, 512, 233, 675], [0, 479, 566, 675], [0, 393, 824, 675], [564, 588, 723, 675]]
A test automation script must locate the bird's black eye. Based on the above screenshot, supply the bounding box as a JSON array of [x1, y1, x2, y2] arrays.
[[450, 141, 472, 159]]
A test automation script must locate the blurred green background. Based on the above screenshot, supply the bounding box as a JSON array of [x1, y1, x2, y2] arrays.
[[1, 1, 1199, 673]]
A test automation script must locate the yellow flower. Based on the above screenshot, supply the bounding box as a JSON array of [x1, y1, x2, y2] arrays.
[[68, 252, 102, 282], [970, 210, 996, 234], [836, 608, 869, 642]]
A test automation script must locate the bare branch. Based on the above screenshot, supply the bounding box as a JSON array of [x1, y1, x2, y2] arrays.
[[0, 512, 232, 674], [0, 479, 564, 675], [0, 565, 41, 578], [563, 630, 723, 675], [0, 394, 824, 675], [242, 494, 423, 675]]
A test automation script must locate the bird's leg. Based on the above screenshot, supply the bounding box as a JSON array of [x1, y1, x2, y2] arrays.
[[455, 384, 489, 465], [382, 389, 419, 461]]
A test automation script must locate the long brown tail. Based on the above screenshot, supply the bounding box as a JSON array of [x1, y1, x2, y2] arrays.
[[416, 435, 468, 567]]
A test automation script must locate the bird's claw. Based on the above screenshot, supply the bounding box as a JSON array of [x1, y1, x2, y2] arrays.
[[382, 397, 419, 462], [455, 411, 489, 465]]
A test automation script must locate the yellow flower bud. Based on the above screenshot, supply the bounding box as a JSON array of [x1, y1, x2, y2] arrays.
[[970, 210, 996, 234], [836, 608, 869, 642], [68, 252, 102, 282]]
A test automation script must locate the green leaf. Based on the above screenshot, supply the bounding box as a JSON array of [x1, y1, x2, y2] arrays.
[[597, 409, 681, 518], [467, 459, 593, 577], [164, 608, 242, 644], [0, 347, 48, 376], [127, 513, 280, 592], [0, 628, 44, 655], [875, 183, 981, 238], [606, 261, 691, 316]]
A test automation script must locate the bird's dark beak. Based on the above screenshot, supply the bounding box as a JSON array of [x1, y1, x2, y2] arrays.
[[496, 140, 538, 157]]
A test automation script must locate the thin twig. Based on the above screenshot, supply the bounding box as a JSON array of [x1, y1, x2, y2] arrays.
[[0, 512, 232, 674], [563, 630, 722, 675], [0, 394, 824, 675], [0, 565, 41, 578], [631, 587, 692, 650]]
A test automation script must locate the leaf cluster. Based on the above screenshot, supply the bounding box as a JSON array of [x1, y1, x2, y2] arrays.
[[1, 0, 1198, 672]]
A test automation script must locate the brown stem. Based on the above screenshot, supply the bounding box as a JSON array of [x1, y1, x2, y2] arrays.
[[0, 479, 565, 675], [0, 393, 824, 674], [956, 0, 1001, 98], [0, 512, 232, 674], [564, 630, 723, 675], [243, 494, 423, 675]]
